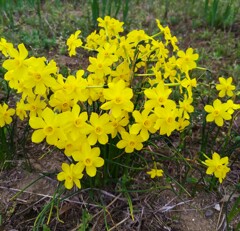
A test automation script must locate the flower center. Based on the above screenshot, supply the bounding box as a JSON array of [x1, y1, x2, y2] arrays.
[[31, 105, 36, 111], [214, 110, 220, 117], [34, 74, 41, 81], [3, 112, 9, 118], [216, 165, 222, 171], [115, 97, 123, 104], [62, 103, 69, 110], [44, 126, 54, 135], [226, 85, 232, 91], [74, 118, 82, 127], [66, 143, 73, 149], [129, 141, 135, 147], [158, 97, 164, 103], [84, 158, 92, 166], [66, 175, 73, 182], [143, 120, 151, 128], [95, 126, 102, 134], [167, 117, 173, 123]]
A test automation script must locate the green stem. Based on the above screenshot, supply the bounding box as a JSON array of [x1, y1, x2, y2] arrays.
[[86, 85, 105, 88], [124, 153, 131, 176], [151, 31, 162, 38], [0, 127, 7, 168], [81, 45, 96, 51], [91, 0, 99, 28], [200, 111, 208, 156], [123, 0, 129, 23], [164, 82, 181, 87], [209, 126, 221, 151], [196, 66, 207, 71], [222, 112, 236, 154], [134, 73, 155, 77], [103, 143, 109, 185]]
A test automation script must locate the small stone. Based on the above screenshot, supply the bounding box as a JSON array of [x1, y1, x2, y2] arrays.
[[205, 209, 214, 218], [214, 203, 221, 211]]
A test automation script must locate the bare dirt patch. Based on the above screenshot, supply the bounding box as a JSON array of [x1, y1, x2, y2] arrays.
[[1, 151, 238, 230]]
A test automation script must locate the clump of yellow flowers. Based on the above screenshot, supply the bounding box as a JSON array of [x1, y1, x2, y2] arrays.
[[202, 152, 230, 183], [0, 16, 238, 189], [204, 76, 240, 127]]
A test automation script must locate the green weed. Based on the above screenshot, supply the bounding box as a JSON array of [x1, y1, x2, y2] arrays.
[[91, 0, 129, 28], [204, 0, 239, 28]]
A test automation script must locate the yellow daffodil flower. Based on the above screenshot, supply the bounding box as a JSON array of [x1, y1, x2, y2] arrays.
[[66, 30, 83, 57], [131, 109, 157, 141], [57, 163, 84, 189], [216, 77, 236, 97], [154, 100, 179, 136], [74, 143, 104, 177], [87, 112, 112, 145], [29, 107, 66, 145], [179, 95, 194, 119], [0, 38, 14, 57], [177, 47, 199, 72], [203, 152, 230, 183], [97, 16, 124, 37], [25, 95, 47, 117], [225, 99, 240, 114], [117, 130, 144, 153], [62, 104, 92, 141], [16, 100, 28, 121], [109, 113, 129, 139], [0, 103, 15, 127], [87, 55, 112, 77], [2, 43, 29, 71], [24, 58, 58, 96], [144, 81, 172, 110], [147, 168, 163, 178], [204, 99, 232, 126], [101, 80, 134, 118]]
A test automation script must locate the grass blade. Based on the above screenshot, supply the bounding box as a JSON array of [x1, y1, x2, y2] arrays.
[[92, 0, 99, 28]]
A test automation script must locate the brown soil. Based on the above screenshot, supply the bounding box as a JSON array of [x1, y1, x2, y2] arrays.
[[0, 145, 239, 231]]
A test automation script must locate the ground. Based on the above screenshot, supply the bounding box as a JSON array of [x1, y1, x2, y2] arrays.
[[0, 141, 239, 230]]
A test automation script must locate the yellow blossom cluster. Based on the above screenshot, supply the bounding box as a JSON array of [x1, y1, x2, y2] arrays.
[[201, 74, 239, 184], [204, 77, 240, 126], [202, 77, 239, 183], [203, 152, 230, 183], [0, 16, 201, 189]]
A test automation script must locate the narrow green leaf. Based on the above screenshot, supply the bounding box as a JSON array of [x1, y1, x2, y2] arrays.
[[227, 196, 240, 223], [92, 0, 99, 28]]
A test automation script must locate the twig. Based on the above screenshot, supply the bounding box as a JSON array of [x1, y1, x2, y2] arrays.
[[156, 199, 193, 213], [0, 186, 100, 208], [90, 194, 123, 231], [14, 196, 47, 216], [108, 216, 130, 231], [92, 194, 123, 220], [137, 206, 144, 231], [216, 203, 226, 231]]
